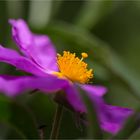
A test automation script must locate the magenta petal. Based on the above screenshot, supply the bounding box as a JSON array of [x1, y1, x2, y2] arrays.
[[100, 105, 133, 134], [81, 84, 133, 134], [9, 19, 58, 72], [81, 84, 107, 97], [65, 84, 133, 134], [0, 75, 68, 97], [64, 84, 86, 113], [0, 45, 47, 76]]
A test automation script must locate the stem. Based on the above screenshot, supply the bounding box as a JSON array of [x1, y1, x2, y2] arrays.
[[39, 128, 44, 140], [50, 104, 63, 139], [38, 125, 46, 140]]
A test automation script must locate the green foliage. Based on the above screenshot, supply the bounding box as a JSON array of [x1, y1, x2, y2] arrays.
[[75, 0, 114, 29], [0, 95, 39, 139]]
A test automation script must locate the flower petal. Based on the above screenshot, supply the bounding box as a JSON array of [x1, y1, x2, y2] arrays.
[[81, 84, 107, 97], [64, 84, 86, 113], [65, 83, 133, 134], [0, 45, 47, 76], [0, 75, 68, 97], [9, 19, 58, 72], [81, 84, 133, 134], [100, 105, 133, 134], [64, 84, 107, 113]]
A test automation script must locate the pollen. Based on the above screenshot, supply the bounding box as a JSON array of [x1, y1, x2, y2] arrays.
[[56, 51, 93, 84]]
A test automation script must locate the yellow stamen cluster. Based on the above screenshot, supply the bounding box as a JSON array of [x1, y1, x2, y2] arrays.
[[56, 51, 93, 84]]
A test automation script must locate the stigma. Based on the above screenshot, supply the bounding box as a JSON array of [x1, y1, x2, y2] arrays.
[[55, 51, 93, 84]]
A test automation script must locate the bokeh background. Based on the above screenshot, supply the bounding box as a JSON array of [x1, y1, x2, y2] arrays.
[[0, 0, 140, 139]]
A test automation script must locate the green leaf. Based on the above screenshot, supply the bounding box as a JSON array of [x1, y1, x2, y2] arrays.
[[78, 87, 103, 139], [29, 0, 53, 28], [111, 112, 140, 139], [0, 95, 39, 139], [129, 127, 140, 139], [51, 0, 63, 18], [7, 1, 30, 19], [75, 0, 114, 29], [0, 1, 9, 45]]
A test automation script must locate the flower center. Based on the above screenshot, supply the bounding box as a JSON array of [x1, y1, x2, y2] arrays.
[[54, 51, 93, 84]]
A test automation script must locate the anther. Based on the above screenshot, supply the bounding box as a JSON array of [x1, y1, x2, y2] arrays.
[[56, 51, 93, 84], [81, 53, 88, 59], [80, 52, 88, 61]]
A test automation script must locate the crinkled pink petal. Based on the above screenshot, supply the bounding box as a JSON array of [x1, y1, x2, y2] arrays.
[[9, 19, 58, 72], [0, 75, 68, 97], [0, 45, 47, 76]]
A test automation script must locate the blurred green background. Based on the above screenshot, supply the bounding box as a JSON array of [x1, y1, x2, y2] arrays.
[[0, 0, 140, 139]]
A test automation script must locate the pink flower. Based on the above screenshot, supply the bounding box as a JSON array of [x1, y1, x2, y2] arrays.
[[0, 19, 133, 134]]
